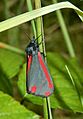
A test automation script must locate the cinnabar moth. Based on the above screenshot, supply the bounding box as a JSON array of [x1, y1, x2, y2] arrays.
[[25, 37, 54, 97]]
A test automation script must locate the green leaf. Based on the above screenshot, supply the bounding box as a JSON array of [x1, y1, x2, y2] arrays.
[[0, 48, 24, 78], [18, 53, 83, 112], [47, 52, 83, 107], [0, 66, 13, 95], [47, 52, 83, 112], [0, 91, 39, 119], [0, 1, 83, 32]]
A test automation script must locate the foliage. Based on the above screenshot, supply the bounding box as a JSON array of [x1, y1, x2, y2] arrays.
[[0, 91, 39, 119], [0, 0, 83, 119]]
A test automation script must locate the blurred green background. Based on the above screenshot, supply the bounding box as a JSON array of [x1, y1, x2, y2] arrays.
[[0, 0, 83, 119], [0, 0, 83, 63]]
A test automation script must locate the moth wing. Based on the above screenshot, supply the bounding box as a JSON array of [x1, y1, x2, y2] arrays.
[[26, 52, 54, 97]]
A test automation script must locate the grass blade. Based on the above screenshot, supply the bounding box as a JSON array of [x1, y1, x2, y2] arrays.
[[65, 65, 83, 108], [52, 0, 75, 58], [0, 1, 83, 32], [0, 42, 24, 56]]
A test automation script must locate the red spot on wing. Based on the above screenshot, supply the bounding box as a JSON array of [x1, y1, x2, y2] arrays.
[[45, 91, 50, 96], [49, 83, 53, 88], [38, 52, 53, 88], [31, 85, 37, 93]]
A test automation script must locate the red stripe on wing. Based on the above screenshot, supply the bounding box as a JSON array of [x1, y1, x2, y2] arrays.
[[26, 55, 32, 74], [38, 52, 53, 88]]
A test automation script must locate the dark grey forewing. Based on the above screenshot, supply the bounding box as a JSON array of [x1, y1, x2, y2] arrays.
[[27, 54, 54, 97]]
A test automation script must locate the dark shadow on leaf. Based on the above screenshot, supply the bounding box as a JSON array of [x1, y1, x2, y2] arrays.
[[21, 96, 43, 116]]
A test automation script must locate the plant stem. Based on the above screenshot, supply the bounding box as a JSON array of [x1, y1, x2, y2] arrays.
[[0, 42, 24, 56], [34, 1, 48, 118], [43, 98, 49, 119], [34, 0, 52, 119], [52, 0, 76, 58], [26, 0, 36, 38], [34, 0, 43, 53], [47, 98, 53, 119]]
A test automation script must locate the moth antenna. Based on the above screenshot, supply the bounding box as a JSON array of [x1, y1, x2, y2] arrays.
[[24, 32, 31, 41], [35, 33, 42, 41]]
